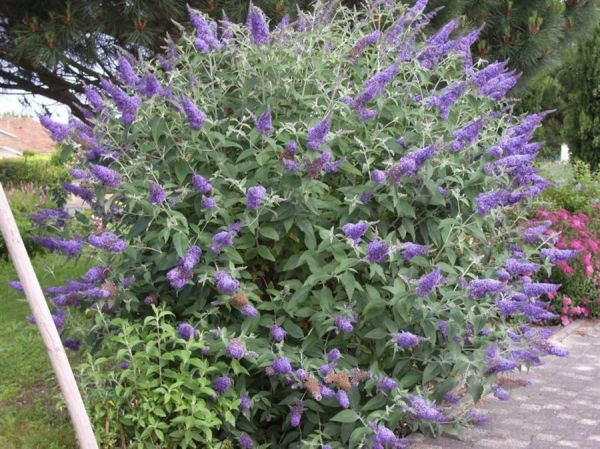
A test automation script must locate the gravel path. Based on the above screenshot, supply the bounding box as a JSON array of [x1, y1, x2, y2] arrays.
[[413, 320, 600, 449]]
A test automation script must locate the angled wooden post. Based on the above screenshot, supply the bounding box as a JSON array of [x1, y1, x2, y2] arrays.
[[0, 182, 99, 449]]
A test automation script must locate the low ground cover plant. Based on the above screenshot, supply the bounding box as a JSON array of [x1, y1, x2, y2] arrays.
[[12, 1, 573, 447]]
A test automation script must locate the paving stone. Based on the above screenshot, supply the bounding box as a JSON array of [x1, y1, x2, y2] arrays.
[[414, 320, 600, 449]]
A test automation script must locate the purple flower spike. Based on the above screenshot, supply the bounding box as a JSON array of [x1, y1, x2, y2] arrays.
[[211, 231, 236, 254], [493, 385, 510, 401], [214, 271, 240, 294], [8, 280, 24, 292], [240, 393, 251, 413], [451, 119, 484, 152], [351, 63, 399, 111], [523, 282, 560, 298], [35, 236, 82, 257], [367, 240, 390, 263], [270, 324, 286, 342], [213, 375, 232, 394], [188, 7, 222, 53], [63, 339, 81, 351], [438, 320, 449, 341], [247, 5, 270, 46], [240, 304, 258, 317], [342, 221, 369, 244], [177, 323, 197, 341], [116, 55, 139, 86], [393, 331, 423, 349], [377, 375, 399, 392], [246, 185, 267, 209], [148, 182, 166, 203], [201, 196, 217, 209], [272, 357, 292, 374], [181, 245, 202, 271], [469, 279, 504, 299], [327, 348, 341, 362], [89, 164, 122, 188], [290, 400, 304, 427], [282, 159, 301, 172], [238, 434, 254, 449], [371, 423, 403, 447], [403, 242, 430, 261], [334, 315, 354, 334], [444, 392, 460, 404], [540, 248, 579, 263], [100, 80, 141, 124], [407, 394, 449, 422], [337, 390, 350, 408], [192, 175, 212, 193], [415, 267, 444, 297], [84, 86, 104, 112], [181, 98, 206, 129], [226, 338, 246, 360], [307, 116, 332, 150], [371, 169, 387, 184], [255, 109, 273, 135], [88, 232, 128, 253], [467, 409, 489, 426], [39, 116, 72, 142], [504, 258, 539, 276], [349, 30, 381, 62]]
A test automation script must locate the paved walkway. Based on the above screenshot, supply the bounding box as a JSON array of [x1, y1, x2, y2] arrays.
[[413, 320, 600, 449]]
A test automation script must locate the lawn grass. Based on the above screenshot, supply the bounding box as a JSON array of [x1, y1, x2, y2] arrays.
[[0, 254, 92, 449]]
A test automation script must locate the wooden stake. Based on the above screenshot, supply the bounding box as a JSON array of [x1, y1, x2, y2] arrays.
[[0, 182, 99, 449]]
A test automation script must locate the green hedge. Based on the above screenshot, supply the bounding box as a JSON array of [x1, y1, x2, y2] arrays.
[[0, 156, 67, 187]]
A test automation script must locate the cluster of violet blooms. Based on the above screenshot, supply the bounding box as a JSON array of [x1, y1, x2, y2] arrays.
[[13, 1, 576, 447]]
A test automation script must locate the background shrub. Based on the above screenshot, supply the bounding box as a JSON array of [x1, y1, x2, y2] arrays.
[[0, 155, 67, 188], [29, 2, 570, 448], [533, 208, 600, 325], [538, 160, 600, 215], [0, 184, 55, 259]]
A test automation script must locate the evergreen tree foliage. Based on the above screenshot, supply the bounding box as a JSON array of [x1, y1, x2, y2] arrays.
[[562, 24, 600, 168], [425, 0, 600, 93]]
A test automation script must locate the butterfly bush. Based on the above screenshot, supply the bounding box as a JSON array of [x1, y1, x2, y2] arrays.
[[24, 1, 573, 447]]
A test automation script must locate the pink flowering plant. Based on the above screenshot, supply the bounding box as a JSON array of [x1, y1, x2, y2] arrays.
[[18, 1, 573, 447], [533, 208, 600, 325]]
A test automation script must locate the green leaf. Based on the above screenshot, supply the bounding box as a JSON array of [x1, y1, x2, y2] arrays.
[[283, 319, 304, 339], [173, 233, 188, 258], [340, 271, 356, 300], [349, 427, 370, 449], [422, 362, 440, 384], [361, 395, 387, 412], [259, 226, 279, 240], [330, 409, 359, 423], [363, 328, 387, 339], [297, 218, 317, 250], [257, 245, 276, 261], [173, 160, 189, 184], [151, 116, 166, 144], [469, 381, 484, 403]]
